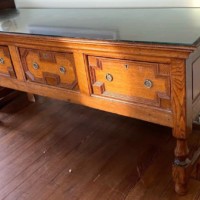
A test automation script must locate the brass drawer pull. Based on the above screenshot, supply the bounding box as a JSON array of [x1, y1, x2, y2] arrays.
[[106, 73, 113, 82], [144, 79, 153, 88], [33, 62, 39, 70], [59, 66, 66, 74], [0, 58, 4, 64]]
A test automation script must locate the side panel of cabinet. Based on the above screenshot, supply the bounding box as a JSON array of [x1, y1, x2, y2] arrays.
[[186, 46, 200, 132]]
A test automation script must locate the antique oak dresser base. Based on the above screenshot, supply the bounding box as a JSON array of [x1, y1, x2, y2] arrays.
[[0, 32, 200, 195]]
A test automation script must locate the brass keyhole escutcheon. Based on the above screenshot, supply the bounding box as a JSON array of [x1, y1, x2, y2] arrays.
[[124, 64, 129, 69], [0, 58, 4, 64], [60, 66, 66, 74], [144, 79, 153, 88], [33, 62, 39, 70], [106, 73, 113, 82]]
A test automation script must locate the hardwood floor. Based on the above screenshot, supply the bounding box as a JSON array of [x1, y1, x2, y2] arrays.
[[0, 93, 199, 200]]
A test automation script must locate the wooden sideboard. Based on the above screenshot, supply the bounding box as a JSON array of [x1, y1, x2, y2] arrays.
[[1, 8, 200, 195]]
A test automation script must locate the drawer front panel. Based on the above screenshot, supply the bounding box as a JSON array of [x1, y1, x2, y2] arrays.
[[0, 46, 16, 78], [20, 48, 78, 90], [88, 56, 171, 109]]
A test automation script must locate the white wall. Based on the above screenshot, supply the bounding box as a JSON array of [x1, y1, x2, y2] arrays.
[[15, 0, 200, 8]]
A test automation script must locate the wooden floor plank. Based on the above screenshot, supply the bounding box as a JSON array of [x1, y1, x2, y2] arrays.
[[19, 113, 129, 200], [79, 127, 169, 200], [1, 103, 95, 199], [0, 101, 76, 199], [125, 127, 200, 200], [0, 94, 199, 200], [3, 99, 118, 200]]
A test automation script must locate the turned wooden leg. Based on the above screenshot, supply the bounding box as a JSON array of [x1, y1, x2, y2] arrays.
[[170, 59, 191, 195], [173, 139, 191, 195]]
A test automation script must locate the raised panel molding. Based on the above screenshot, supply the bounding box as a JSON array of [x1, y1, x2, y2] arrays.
[[88, 56, 171, 109], [20, 48, 78, 90]]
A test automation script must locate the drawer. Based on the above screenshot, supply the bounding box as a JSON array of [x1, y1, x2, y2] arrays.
[[0, 46, 16, 78], [20, 48, 78, 91], [88, 56, 171, 109]]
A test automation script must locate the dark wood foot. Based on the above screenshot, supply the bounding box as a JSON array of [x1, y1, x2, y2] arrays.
[[173, 144, 200, 195], [27, 93, 36, 102], [173, 139, 190, 195], [173, 160, 190, 195], [175, 183, 188, 195]]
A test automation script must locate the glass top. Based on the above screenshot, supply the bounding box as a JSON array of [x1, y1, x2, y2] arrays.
[[1, 8, 200, 46]]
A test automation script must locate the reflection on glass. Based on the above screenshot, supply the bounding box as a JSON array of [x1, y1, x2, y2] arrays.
[[28, 25, 118, 40], [0, 8, 200, 45], [0, 10, 19, 32], [0, 20, 17, 32]]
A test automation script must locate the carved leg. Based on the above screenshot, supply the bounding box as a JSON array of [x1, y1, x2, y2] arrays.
[[173, 139, 191, 195], [27, 93, 36, 103], [171, 59, 191, 195]]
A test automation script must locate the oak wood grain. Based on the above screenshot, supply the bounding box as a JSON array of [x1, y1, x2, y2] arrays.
[[0, 76, 173, 128], [0, 46, 16, 78], [0, 33, 194, 59], [88, 56, 171, 109], [20, 48, 78, 90]]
